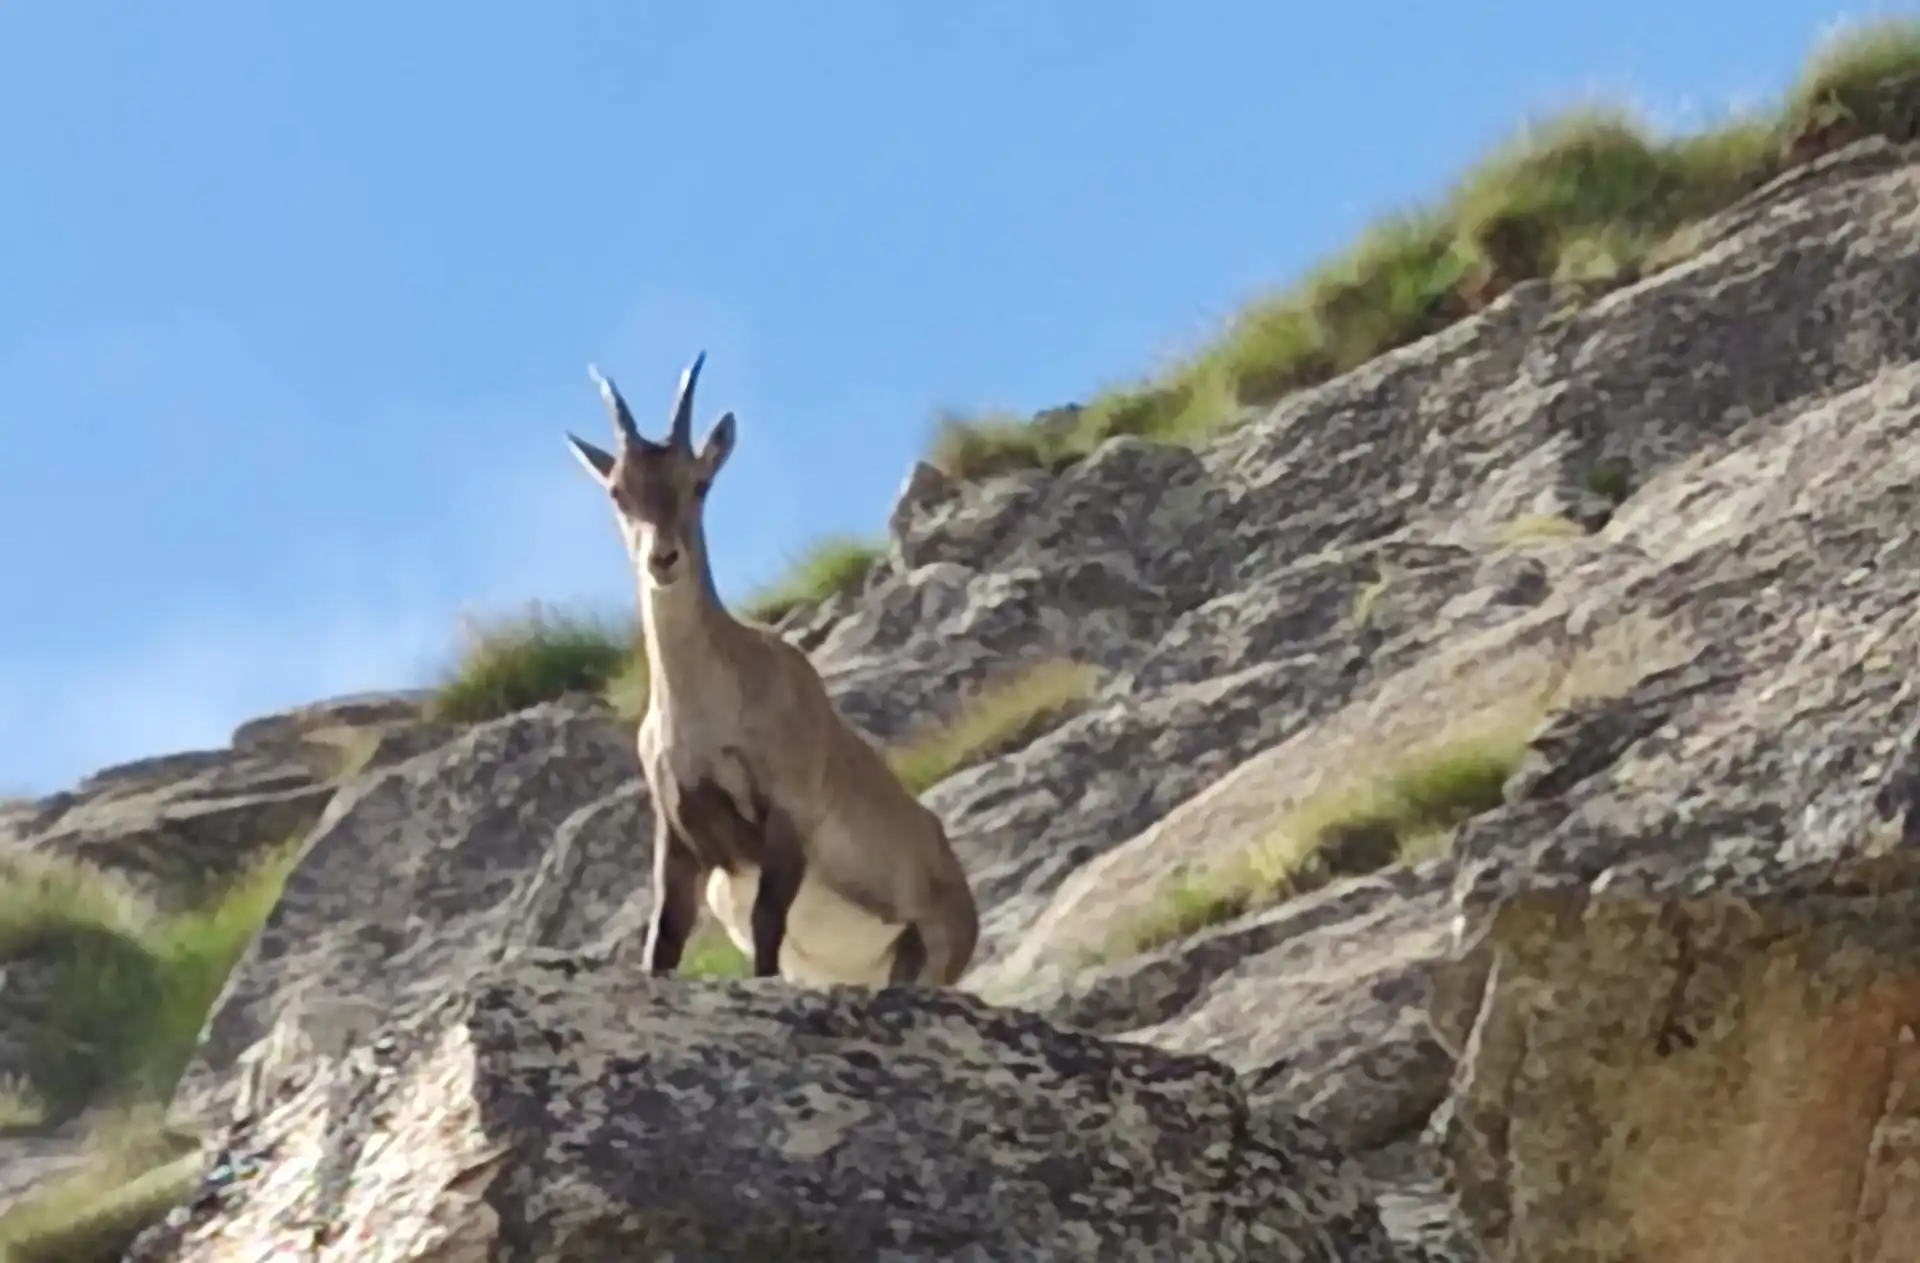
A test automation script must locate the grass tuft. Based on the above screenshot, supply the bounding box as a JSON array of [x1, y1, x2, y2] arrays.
[[0, 843, 299, 1259], [1781, 17, 1920, 157], [929, 410, 1071, 480], [1109, 731, 1527, 959], [426, 602, 634, 725], [0, 844, 299, 1123], [923, 20, 1920, 481], [739, 536, 886, 627], [887, 660, 1100, 795], [678, 923, 751, 980]]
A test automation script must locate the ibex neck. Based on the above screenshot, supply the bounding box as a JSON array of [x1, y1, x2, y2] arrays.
[[638, 562, 737, 699]]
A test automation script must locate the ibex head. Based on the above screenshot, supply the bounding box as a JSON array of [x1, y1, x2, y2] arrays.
[[566, 352, 737, 590]]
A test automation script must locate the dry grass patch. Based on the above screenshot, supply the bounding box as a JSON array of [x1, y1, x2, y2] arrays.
[[296, 721, 403, 783], [1109, 728, 1527, 958], [1500, 513, 1591, 544], [927, 18, 1920, 483], [887, 660, 1100, 795]]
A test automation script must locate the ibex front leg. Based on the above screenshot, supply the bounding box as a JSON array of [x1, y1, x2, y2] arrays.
[[749, 811, 807, 978], [643, 806, 703, 975]]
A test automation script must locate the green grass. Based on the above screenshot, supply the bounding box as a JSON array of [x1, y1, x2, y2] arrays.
[[927, 410, 1075, 480], [0, 1114, 200, 1263], [887, 659, 1099, 795], [0, 844, 299, 1123], [426, 601, 635, 725], [679, 923, 751, 980], [1108, 731, 1527, 959], [924, 18, 1920, 482], [1584, 458, 1635, 505], [739, 535, 886, 626], [0, 845, 295, 1260]]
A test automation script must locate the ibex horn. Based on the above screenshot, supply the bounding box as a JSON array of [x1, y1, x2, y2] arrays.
[[587, 363, 643, 446], [668, 350, 707, 452]]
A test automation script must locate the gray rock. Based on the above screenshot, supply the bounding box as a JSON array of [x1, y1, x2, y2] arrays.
[[1034, 864, 1457, 1154], [1413, 147, 1920, 1262], [172, 698, 647, 1128], [819, 559, 1165, 745], [228, 690, 428, 752], [888, 458, 957, 556], [945, 140, 1920, 1258], [344, 718, 465, 776], [132, 956, 1405, 1263], [15, 747, 335, 910]]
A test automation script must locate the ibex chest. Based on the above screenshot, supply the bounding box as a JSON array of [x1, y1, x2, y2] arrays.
[[641, 680, 747, 778], [637, 698, 764, 871]]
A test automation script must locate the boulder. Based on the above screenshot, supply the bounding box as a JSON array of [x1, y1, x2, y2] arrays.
[[130, 957, 1405, 1263]]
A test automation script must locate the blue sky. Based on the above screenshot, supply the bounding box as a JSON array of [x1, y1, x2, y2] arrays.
[[0, 0, 1878, 791]]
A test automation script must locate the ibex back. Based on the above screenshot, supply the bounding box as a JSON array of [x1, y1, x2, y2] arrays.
[[565, 352, 980, 986]]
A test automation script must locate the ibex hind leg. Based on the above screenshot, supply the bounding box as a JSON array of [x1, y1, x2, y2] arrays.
[[888, 896, 979, 987], [887, 926, 928, 985]]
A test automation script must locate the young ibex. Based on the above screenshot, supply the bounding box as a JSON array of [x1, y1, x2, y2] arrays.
[[565, 352, 980, 987]]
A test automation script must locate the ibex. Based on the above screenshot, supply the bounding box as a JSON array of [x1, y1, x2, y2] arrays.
[[565, 352, 980, 987]]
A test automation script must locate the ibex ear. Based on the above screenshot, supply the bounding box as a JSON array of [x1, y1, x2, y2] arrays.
[[698, 412, 737, 477], [565, 432, 617, 485]]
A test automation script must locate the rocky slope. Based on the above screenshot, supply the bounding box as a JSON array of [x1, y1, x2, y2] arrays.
[[5, 136, 1920, 1259]]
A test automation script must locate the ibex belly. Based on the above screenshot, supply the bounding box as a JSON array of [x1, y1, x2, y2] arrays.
[[704, 866, 906, 986]]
